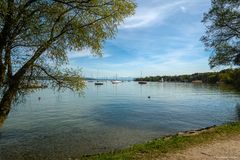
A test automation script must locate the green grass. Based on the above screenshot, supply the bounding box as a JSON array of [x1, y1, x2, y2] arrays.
[[78, 122, 240, 160]]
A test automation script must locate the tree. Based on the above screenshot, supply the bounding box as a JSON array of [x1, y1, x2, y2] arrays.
[[0, 0, 136, 126], [201, 0, 240, 68]]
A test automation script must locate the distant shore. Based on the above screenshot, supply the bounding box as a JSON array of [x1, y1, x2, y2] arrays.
[[80, 121, 240, 160], [135, 68, 240, 90]]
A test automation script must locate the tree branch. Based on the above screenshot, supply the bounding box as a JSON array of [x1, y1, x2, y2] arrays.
[[33, 64, 64, 85]]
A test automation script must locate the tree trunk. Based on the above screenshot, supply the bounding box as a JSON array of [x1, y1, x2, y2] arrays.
[[5, 46, 13, 82], [0, 42, 51, 127], [0, 0, 14, 84], [0, 47, 6, 84], [0, 85, 18, 127]]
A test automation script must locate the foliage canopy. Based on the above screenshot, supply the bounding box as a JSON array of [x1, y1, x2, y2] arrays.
[[201, 0, 240, 68]]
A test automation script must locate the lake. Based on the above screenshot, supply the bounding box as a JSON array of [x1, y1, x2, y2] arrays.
[[0, 82, 240, 160]]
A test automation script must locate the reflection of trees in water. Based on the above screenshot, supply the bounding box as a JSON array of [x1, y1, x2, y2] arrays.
[[235, 103, 240, 121], [0, 88, 34, 127]]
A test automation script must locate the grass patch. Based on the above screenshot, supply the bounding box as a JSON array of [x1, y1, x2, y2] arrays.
[[79, 121, 240, 160]]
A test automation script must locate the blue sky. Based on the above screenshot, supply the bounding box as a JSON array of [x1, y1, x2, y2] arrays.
[[69, 0, 215, 78]]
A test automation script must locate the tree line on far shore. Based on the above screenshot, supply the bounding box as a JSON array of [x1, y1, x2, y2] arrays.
[[135, 68, 240, 89]]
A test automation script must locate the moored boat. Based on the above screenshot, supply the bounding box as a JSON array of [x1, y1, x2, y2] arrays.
[[95, 81, 104, 85], [138, 81, 147, 84], [111, 80, 122, 84]]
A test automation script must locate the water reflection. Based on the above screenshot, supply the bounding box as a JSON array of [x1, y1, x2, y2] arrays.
[[112, 83, 118, 95], [0, 82, 240, 160]]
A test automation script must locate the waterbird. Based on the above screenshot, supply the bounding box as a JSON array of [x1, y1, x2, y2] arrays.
[[148, 96, 151, 99]]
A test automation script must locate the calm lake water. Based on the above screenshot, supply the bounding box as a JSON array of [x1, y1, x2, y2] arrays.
[[1, 82, 240, 159]]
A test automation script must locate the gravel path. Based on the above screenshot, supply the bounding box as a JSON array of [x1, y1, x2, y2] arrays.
[[157, 134, 240, 160]]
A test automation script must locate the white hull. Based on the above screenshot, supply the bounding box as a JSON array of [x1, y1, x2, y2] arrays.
[[111, 80, 122, 84]]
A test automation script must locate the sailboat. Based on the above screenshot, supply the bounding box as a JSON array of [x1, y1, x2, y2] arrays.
[[94, 71, 104, 85], [138, 81, 147, 84], [111, 74, 121, 84], [95, 81, 103, 85], [138, 71, 147, 84]]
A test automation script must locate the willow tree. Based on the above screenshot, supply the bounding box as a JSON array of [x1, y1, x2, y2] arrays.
[[201, 0, 240, 68], [0, 0, 136, 125]]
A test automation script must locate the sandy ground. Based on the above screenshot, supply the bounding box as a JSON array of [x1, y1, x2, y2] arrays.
[[156, 134, 240, 160]]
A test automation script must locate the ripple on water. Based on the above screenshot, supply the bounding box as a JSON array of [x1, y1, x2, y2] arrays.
[[0, 82, 240, 159]]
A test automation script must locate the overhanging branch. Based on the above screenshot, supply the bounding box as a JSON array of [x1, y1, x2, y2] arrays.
[[32, 64, 63, 85]]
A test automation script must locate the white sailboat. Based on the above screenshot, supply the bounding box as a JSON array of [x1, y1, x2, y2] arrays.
[[111, 74, 121, 84]]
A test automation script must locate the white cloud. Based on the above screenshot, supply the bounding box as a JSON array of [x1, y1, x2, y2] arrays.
[[120, 0, 211, 29], [68, 49, 92, 59], [180, 6, 186, 12], [71, 0, 212, 77], [82, 44, 210, 77], [120, 9, 159, 29], [68, 49, 111, 59], [120, 1, 190, 29]]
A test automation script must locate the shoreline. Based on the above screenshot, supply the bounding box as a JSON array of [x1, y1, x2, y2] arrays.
[[80, 121, 240, 160]]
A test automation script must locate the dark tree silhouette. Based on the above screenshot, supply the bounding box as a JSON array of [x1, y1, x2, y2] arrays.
[[201, 0, 240, 68]]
